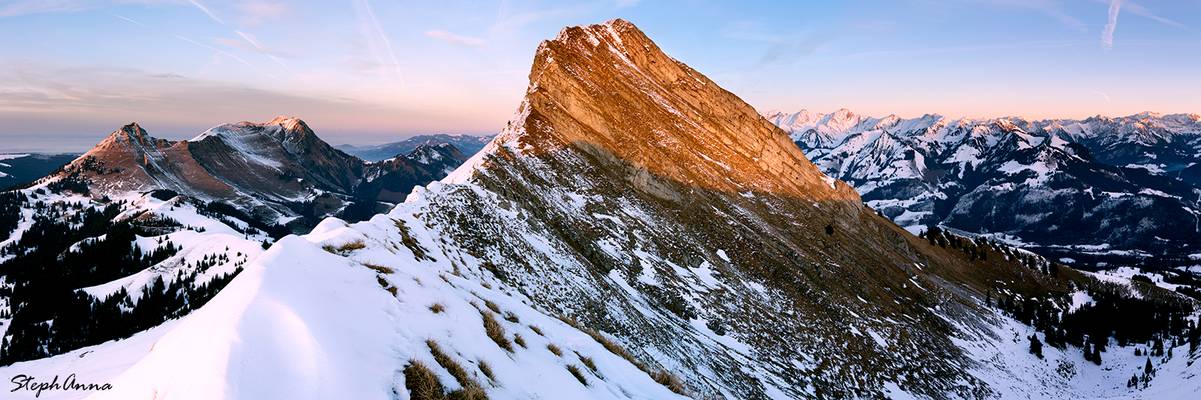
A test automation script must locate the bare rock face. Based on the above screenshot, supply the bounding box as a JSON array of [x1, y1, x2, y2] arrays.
[[426, 19, 1074, 399], [494, 19, 859, 203]]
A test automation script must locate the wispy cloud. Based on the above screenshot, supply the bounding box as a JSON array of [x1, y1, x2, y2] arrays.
[[425, 30, 486, 47], [0, 62, 396, 151], [1093, 90, 1112, 102], [722, 20, 829, 67], [111, 13, 144, 27], [1102, 0, 1122, 49], [985, 0, 1086, 32], [221, 30, 290, 68], [1122, 1, 1186, 29], [172, 34, 278, 79], [236, 1, 287, 26], [1090, 0, 1186, 30], [842, 39, 1085, 59], [353, 0, 404, 84], [0, 0, 90, 17], [187, 0, 224, 25], [491, 0, 583, 33]]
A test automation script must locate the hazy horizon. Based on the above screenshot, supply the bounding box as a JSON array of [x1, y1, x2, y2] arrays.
[[3, 0, 1199, 152]]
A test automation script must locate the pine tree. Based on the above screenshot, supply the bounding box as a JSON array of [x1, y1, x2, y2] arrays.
[[1028, 334, 1044, 359]]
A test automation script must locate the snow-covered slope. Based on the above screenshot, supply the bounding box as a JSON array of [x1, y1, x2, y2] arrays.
[[767, 109, 1201, 269], [1, 19, 1198, 400], [44, 214, 685, 400]]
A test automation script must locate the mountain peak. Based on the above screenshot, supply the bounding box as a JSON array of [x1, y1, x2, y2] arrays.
[[267, 115, 310, 133], [96, 121, 155, 150], [482, 19, 857, 201]]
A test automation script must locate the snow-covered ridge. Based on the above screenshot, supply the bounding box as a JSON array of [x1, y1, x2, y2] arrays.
[[3, 192, 689, 400]]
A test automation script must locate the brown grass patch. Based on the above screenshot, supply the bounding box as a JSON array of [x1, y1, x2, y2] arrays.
[[556, 314, 687, 395], [513, 333, 527, 348], [651, 370, 687, 395], [427, 340, 482, 393], [429, 303, 446, 313], [477, 360, 495, 381], [546, 343, 562, 357], [404, 360, 446, 400], [503, 312, 519, 323], [338, 240, 366, 252], [481, 312, 513, 352], [566, 365, 588, 386], [364, 263, 395, 274], [579, 355, 597, 372], [484, 300, 501, 314], [529, 325, 544, 336]]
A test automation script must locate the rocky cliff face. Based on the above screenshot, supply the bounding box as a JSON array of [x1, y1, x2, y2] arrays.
[[506, 20, 860, 203]]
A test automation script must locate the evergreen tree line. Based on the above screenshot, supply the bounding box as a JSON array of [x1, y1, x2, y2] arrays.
[[192, 199, 290, 239], [921, 225, 1057, 272], [0, 191, 27, 242], [922, 226, 1200, 367], [0, 266, 240, 364], [0, 200, 241, 365]]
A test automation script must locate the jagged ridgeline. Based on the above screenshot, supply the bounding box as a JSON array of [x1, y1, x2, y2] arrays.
[[378, 19, 1196, 398], [0, 19, 1196, 400]]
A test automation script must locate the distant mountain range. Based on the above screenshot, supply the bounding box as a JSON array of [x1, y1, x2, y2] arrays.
[[766, 109, 1201, 269], [337, 134, 493, 162], [63, 117, 469, 230], [0, 153, 76, 189]]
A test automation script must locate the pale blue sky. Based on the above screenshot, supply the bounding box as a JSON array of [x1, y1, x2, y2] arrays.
[[1, 0, 1198, 152]]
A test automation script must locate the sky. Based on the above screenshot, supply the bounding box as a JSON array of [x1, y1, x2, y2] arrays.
[[1, 0, 1199, 152]]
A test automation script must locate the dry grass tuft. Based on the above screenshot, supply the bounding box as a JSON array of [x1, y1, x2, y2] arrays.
[[566, 365, 588, 386], [477, 360, 495, 381], [429, 303, 446, 313], [394, 219, 435, 261], [546, 343, 563, 357], [338, 240, 366, 252], [579, 355, 597, 372], [404, 360, 446, 400], [529, 325, 544, 336], [503, 311, 519, 323], [651, 370, 687, 395], [364, 263, 395, 274], [448, 386, 487, 400], [513, 333, 527, 348], [484, 300, 501, 314], [556, 314, 687, 395], [481, 312, 513, 352], [427, 340, 486, 398]]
